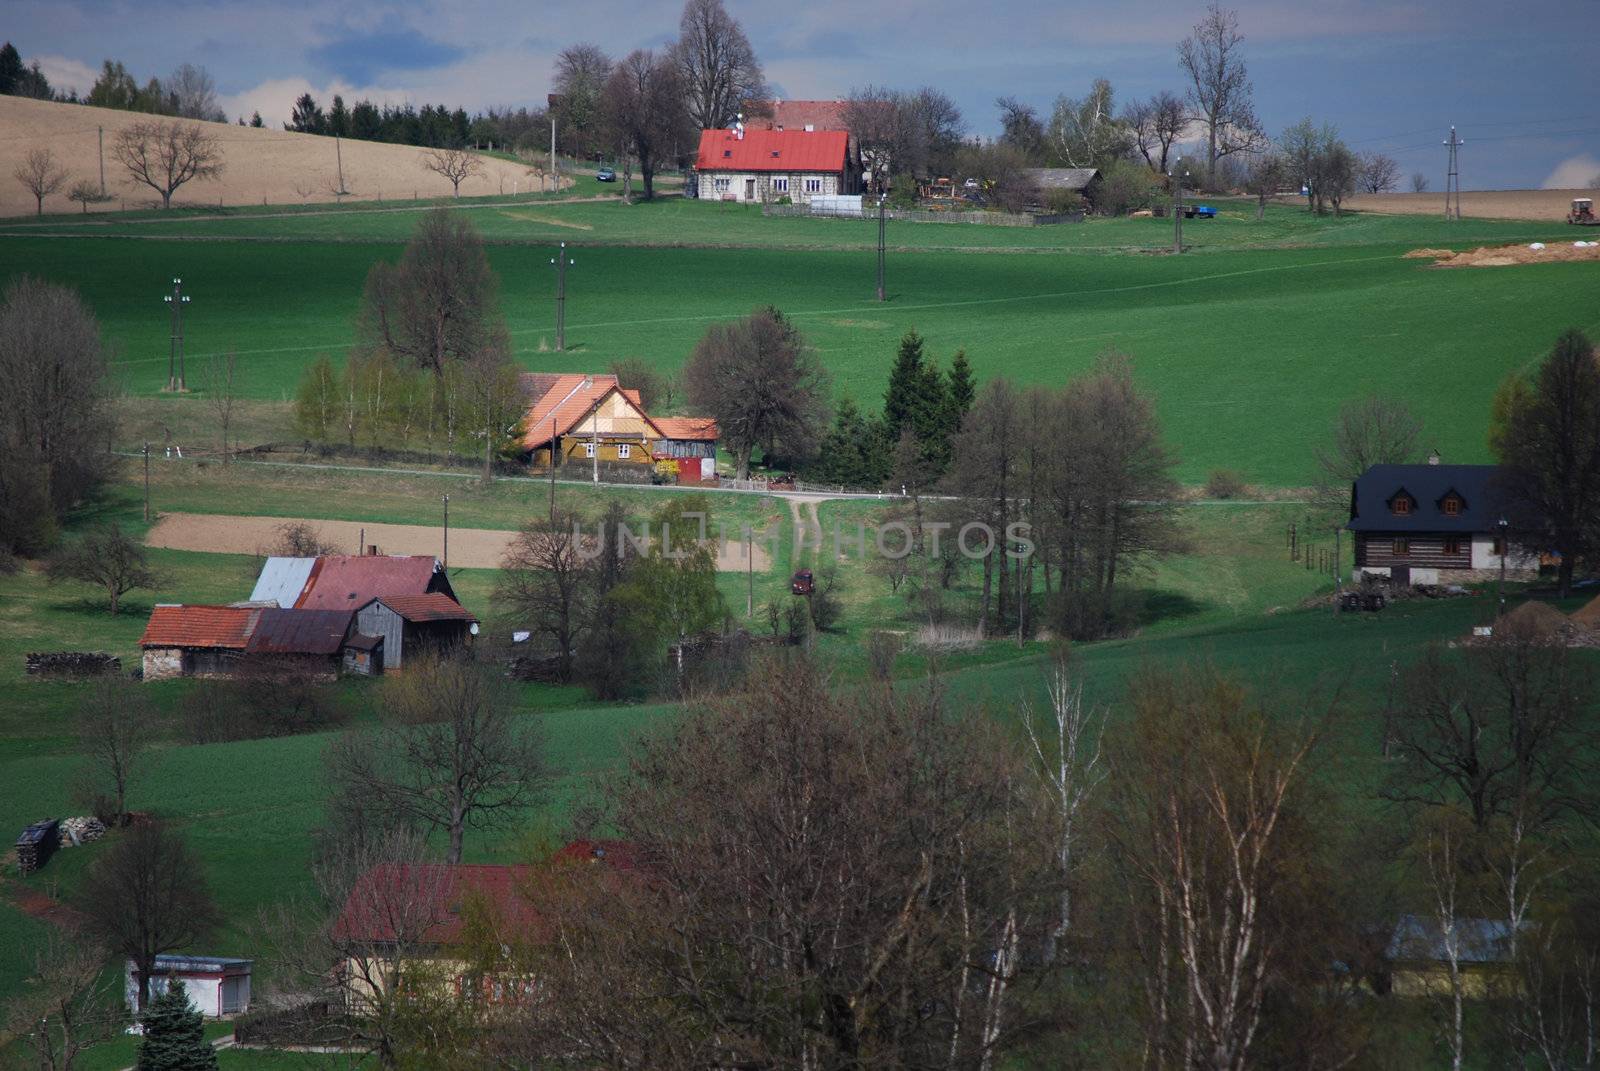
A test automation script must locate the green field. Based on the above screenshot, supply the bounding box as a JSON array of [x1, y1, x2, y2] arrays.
[[3, 197, 1596, 484]]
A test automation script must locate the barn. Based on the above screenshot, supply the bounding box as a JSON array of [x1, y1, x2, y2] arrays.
[[139, 605, 257, 681], [248, 553, 455, 610], [353, 593, 477, 671]]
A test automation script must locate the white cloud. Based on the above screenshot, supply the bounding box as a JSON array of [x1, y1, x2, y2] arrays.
[[33, 54, 99, 98], [217, 78, 415, 127], [1542, 154, 1600, 190]]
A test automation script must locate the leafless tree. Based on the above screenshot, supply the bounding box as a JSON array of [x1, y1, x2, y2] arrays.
[[1312, 394, 1422, 510], [552, 44, 614, 158], [1412, 171, 1430, 193], [495, 510, 593, 682], [66, 178, 112, 214], [1021, 648, 1104, 966], [46, 526, 163, 614], [14, 147, 67, 215], [946, 378, 1024, 634], [354, 209, 510, 377], [202, 350, 238, 463], [2, 931, 118, 1071], [1505, 902, 1600, 1070], [112, 120, 224, 208], [0, 276, 115, 557], [324, 651, 548, 864], [683, 306, 830, 477], [74, 676, 152, 820], [608, 356, 673, 411], [1177, 4, 1265, 178], [845, 87, 912, 193], [1416, 810, 1471, 1071], [673, 0, 767, 131], [1359, 151, 1401, 193], [166, 63, 224, 121], [1048, 78, 1128, 170], [75, 821, 221, 1010], [995, 95, 1046, 161], [1123, 91, 1186, 176], [1244, 151, 1288, 220], [602, 49, 686, 201], [420, 147, 484, 197], [268, 520, 341, 558]]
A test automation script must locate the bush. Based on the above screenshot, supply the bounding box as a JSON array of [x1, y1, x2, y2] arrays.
[[182, 673, 346, 743], [808, 569, 843, 632], [1047, 588, 1145, 641], [1205, 469, 1250, 499], [865, 631, 902, 680], [1091, 160, 1156, 216], [1044, 187, 1084, 215]]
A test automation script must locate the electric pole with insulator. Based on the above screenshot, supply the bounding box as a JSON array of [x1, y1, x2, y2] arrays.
[[163, 277, 190, 391], [551, 243, 573, 351], [1443, 126, 1463, 221], [876, 193, 887, 301], [1170, 169, 1189, 254]]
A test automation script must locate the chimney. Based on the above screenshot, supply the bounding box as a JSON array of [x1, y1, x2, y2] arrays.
[[1427, 449, 1441, 466]]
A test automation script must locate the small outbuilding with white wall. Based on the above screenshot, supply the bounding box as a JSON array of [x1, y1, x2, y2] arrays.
[[126, 955, 252, 1018]]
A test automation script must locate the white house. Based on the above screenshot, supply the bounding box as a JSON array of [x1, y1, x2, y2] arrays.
[[126, 955, 252, 1018], [693, 126, 852, 205]]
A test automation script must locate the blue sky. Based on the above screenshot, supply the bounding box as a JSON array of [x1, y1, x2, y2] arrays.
[[8, 0, 1598, 189]]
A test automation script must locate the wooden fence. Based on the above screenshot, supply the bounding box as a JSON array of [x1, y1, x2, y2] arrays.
[[761, 204, 1082, 227]]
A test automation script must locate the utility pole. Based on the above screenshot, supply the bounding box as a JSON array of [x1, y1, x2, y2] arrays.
[[1496, 516, 1508, 618], [163, 277, 190, 392], [875, 194, 887, 302], [98, 126, 105, 196], [591, 408, 600, 485], [548, 415, 557, 524], [1171, 169, 1188, 253], [335, 136, 348, 195], [1444, 126, 1463, 221], [746, 525, 754, 618], [443, 494, 450, 570], [143, 442, 150, 522], [550, 243, 573, 351], [550, 116, 557, 191]]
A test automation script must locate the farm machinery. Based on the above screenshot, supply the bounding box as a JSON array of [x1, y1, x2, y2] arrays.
[[1569, 198, 1598, 225]]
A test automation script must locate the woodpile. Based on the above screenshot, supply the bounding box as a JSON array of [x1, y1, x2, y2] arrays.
[[59, 816, 106, 846], [15, 819, 60, 875], [24, 652, 121, 677]]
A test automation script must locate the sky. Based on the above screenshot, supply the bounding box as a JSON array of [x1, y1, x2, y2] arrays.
[[7, 0, 1598, 190]]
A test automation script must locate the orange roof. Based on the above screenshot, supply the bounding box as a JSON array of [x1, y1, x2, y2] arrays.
[[653, 417, 719, 441], [695, 128, 849, 174], [519, 373, 662, 449], [139, 605, 258, 649], [757, 100, 850, 133]]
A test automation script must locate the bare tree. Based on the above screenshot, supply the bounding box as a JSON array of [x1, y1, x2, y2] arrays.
[[1244, 151, 1288, 220], [845, 87, 912, 194], [1359, 151, 1400, 193], [1416, 810, 1470, 1071], [66, 178, 112, 214], [2, 931, 118, 1071], [1412, 171, 1430, 193], [46, 526, 163, 614], [495, 510, 593, 682], [202, 350, 237, 463], [683, 306, 830, 477], [1123, 90, 1186, 175], [324, 652, 548, 864], [14, 147, 67, 215], [602, 49, 686, 201], [267, 519, 341, 557], [113, 120, 224, 208], [1177, 4, 1265, 178], [420, 147, 484, 197], [1312, 394, 1422, 510], [166, 63, 223, 121], [995, 95, 1046, 161], [552, 44, 614, 158], [608, 356, 673, 411], [76, 821, 220, 1010], [354, 209, 510, 376], [673, 0, 767, 131], [75, 676, 152, 820]]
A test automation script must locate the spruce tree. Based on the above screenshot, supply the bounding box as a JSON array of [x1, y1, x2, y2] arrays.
[[946, 349, 976, 432], [883, 330, 927, 443], [0, 43, 24, 95], [137, 978, 218, 1071]]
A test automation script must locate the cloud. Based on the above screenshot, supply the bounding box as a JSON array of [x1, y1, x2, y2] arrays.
[[1542, 154, 1600, 190], [32, 54, 99, 97], [308, 28, 467, 85], [217, 77, 414, 127]]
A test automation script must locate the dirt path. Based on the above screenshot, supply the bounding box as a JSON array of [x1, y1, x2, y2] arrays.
[[146, 512, 769, 572], [784, 495, 829, 567]]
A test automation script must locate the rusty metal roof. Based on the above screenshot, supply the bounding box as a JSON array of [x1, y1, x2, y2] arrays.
[[295, 555, 445, 611], [246, 608, 354, 655]]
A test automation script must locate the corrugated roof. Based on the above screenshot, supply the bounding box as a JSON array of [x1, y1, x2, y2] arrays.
[[653, 417, 719, 441], [248, 557, 316, 607], [1347, 464, 1505, 533], [695, 128, 849, 174], [139, 606, 258, 649], [367, 593, 478, 623], [345, 632, 383, 651], [247, 608, 354, 655], [1023, 167, 1101, 191], [296, 555, 443, 611]]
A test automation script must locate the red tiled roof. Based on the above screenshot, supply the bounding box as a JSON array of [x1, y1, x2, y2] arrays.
[[369, 593, 477, 623], [518, 373, 664, 450], [295, 555, 443, 611], [757, 100, 849, 133], [139, 606, 257, 649], [695, 128, 849, 174], [653, 417, 719, 441], [550, 839, 645, 872], [333, 864, 538, 946]]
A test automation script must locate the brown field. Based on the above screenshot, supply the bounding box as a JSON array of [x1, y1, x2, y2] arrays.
[[1347, 187, 1598, 222], [146, 511, 772, 573], [0, 95, 562, 218]]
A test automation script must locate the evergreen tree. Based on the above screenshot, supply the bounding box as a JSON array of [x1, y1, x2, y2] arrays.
[[136, 979, 217, 1071], [327, 95, 351, 138], [248, 111, 263, 128], [0, 43, 23, 95], [946, 349, 975, 431], [287, 92, 325, 134], [810, 397, 891, 488], [883, 329, 928, 443], [882, 329, 955, 477]]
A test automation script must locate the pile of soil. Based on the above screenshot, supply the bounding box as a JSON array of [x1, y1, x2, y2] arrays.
[[1407, 242, 1600, 268], [1568, 593, 1600, 629]]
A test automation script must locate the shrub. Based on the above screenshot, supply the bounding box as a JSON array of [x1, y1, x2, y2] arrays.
[[1206, 469, 1250, 500], [1044, 187, 1084, 215], [865, 631, 903, 680], [808, 569, 843, 632], [1091, 160, 1156, 216], [1047, 588, 1145, 641]]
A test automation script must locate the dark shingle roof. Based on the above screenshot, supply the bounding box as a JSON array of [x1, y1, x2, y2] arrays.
[[1347, 463, 1506, 533]]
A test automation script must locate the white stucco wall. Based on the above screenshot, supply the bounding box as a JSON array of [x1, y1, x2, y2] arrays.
[[697, 171, 841, 204]]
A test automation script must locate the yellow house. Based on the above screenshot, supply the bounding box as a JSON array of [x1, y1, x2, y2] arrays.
[[1385, 914, 1524, 999], [518, 372, 718, 477]]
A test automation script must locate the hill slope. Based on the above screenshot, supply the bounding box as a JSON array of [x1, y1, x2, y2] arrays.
[[0, 95, 552, 217]]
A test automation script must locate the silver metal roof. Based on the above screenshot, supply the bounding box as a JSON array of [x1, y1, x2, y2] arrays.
[[248, 557, 315, 608]]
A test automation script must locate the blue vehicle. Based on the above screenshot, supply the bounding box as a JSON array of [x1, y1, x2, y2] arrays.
[[596, 166, 617, 182], [1191, 204, 1216, 218]]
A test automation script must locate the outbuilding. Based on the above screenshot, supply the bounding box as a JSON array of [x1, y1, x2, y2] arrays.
[[126, 955, 252, 1018], [353, 594, 477, 671]]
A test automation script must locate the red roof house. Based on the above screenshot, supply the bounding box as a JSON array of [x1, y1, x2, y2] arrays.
[[294, 555, 453, 611], [334, 863, 540, 948], [694, 127, 853, 204], [756, 99, 850, 133]]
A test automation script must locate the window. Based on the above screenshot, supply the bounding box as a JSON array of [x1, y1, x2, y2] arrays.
[[772, 177, 789, 193], [1392, 495, 1412, 516], [805, 177, 822, 193], [1444, 538, 1463, 555], [618, 443, 631, 459], [1392, 539, 1409, 557], [1442, 496, 1461, 516], [583, 442, 595, 458], [713, 177, 731, 193]]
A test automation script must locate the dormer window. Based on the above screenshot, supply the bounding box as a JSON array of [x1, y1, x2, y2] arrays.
[[1391, 493, 1413, 516], [1442, 495, 1461, 517]]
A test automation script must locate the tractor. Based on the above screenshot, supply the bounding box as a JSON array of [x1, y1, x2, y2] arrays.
[[1569, 198, 1598, 226]]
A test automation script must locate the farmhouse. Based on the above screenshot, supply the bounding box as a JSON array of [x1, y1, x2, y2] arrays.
[[1347, 462, 1537, 585], [353, 593, 477, 671], [518, 372, 719, 479], [125, 955, 252, 1018], [694, 126, 853, 205], [1385, 915, 1524, 998]]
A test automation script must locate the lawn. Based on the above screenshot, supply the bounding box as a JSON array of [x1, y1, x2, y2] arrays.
[[5, 199, 1596, 485]]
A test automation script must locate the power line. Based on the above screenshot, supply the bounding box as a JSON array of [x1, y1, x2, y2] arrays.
[[1444, 126, 1463, 221]]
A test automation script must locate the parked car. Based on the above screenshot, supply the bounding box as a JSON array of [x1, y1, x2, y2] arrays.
[[791, 569, 814, 596], [1191, 204, 1216, 218], [596, 166, 616, 182]]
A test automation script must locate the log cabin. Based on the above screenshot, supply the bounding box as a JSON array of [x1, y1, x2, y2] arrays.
[[1347, 462, 1538, 585]]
